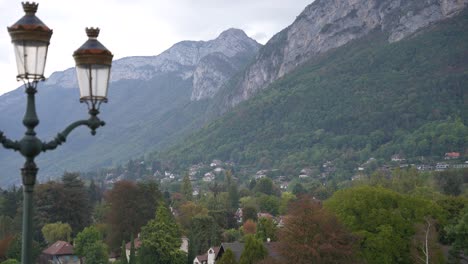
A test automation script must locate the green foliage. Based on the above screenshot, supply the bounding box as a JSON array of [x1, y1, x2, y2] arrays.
[[74, 226, 108, 264], [121, 240, 128, 264], [188, 215, 221, 263], [138, 205, 184, 264], [238, 235, 267, 264], [325, 186, 443, 264], [255, 217, 277, 242], [446, 208, 468, 259], [5, 235, 41, 263], [105, 180, 162, 249], [434, 169, 466, 196], [253, 178, 276, 196], [41, 222, 72, 244], [161, 12, 468, 176], [129, 233, 136, 264], [181, 174, 193, 201], [82, 241, 108, 264], [0, 215, 14, 240], [257, 195, 280, 216], [242, 206, 257, 223], [0, 260, 19, 264], [218, 248, 237, 264]]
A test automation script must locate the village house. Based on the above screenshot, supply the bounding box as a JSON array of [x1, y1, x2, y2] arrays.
[[39, 241, 80, 264], [445, 152, 460, 159], [436, 163, 450, 171], [194, 241, 281, 264], [203, 172, 215, 182], [391, 154, 406, 162]]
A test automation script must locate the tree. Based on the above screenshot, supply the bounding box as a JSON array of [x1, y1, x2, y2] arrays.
[[120, 240, 128, 264], [292, 183, 306, 196], [178, 201, 209, 233], [257, 195, 280, 215], [446, 208, 468, 262], [41, 222, 72, 244], [61, 172, 92, 234], [129, 233, 136, 264], [238, 235, 267, 264], [242, 220, 257, 236], [6, 235, 41, 263], [256, 217, 277, 242], [226, 171, 239, 209], [105, 180, 162, 249], [75, 227, 108, 264], [181, 173, 193, 201], [279, 192, 295, 215], [74, 226, 101, 257], [0, 216, 14, 240], [138, 204, 185, 264], [325, 186, 441, 264], [188, 215, 221, 264], [242, 206, 257, 223], [277, 197, 357, 263], [88, 179, 102, 205], [411, 218, 444, 264], [218, 248, 237, 264], [254, 178, 275, 196]]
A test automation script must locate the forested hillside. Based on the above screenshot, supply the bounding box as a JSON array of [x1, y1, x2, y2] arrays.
[[161, 11, 468, 175]]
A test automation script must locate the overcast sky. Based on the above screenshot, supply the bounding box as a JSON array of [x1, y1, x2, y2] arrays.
[[0, 0, 312, 95]]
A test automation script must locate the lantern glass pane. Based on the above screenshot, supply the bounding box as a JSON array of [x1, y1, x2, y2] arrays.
[[75, 64, 110, 101], [13, 40, 48, 81]]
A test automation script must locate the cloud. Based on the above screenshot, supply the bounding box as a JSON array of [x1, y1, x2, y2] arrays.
[[0, 0, 313, 95]]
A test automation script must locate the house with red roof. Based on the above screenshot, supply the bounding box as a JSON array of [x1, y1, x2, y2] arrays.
[[39, 241, 80, 264], [445, 152, 460, 159]]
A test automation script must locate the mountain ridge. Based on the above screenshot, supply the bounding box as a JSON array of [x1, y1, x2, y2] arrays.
[[0, 28, 260, 185], [225, 0, 468, 107]]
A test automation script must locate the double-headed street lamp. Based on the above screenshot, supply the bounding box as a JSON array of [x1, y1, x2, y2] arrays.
[[0, 2, 113, 263]]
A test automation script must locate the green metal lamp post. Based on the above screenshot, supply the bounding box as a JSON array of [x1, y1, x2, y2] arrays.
[[0, 3, 113, 263]]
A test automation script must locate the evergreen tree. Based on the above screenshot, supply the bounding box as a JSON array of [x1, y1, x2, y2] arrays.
[[121, 240, 128, 264], [129, 233, 136, 264], [181, 173, 193, 201], [218, 248, 237, 264], [188, 215, 221, 263], [238, 235, 267, 264]]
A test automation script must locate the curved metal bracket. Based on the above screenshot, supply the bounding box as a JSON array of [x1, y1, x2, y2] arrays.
[[0, 131, 20, 151], [42, 111, 105, 152]]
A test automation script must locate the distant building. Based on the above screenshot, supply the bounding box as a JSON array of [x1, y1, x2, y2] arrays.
[[435, 163, 450, 171], [40, 241, 80, 264], [416, 164, 433, 171], [391, 154, 405, 162], [194, 241, 281, 263], [203, 172, 215, 182], [445, 152, 460, 159]]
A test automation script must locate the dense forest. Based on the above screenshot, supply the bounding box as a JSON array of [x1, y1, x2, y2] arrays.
[[159, 11, 468, 176]]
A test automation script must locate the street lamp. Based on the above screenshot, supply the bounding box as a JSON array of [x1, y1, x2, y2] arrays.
[[0, 2, 113, 264]]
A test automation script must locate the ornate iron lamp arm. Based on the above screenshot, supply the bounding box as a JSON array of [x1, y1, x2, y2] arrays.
[[42, 110, 105, 152], [0, 131, 20, 151]]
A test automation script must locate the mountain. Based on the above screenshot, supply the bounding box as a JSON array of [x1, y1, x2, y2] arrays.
[[221, 0, 468, 106], [0, 29, 260, 185], [161, 8, 468, 175]]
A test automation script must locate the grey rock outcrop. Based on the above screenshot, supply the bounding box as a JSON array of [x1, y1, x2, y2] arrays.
[[45, 28, 260, 100], [230, 0, 468, 106]]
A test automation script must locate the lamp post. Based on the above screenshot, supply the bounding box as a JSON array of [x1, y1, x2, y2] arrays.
[[0, 3, 113, 263]]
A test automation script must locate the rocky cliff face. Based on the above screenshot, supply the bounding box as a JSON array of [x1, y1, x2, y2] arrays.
[[46, 28, 260, 98], [229, 0, 468, 105]]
